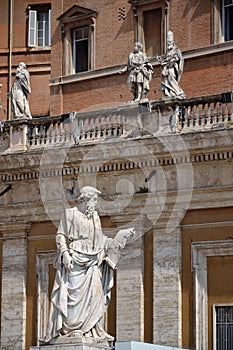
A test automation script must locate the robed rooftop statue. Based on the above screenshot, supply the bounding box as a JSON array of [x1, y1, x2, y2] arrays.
[[157, 31, 186, 99], [42, 186, 135, 344], [11, 62, 32, 119]]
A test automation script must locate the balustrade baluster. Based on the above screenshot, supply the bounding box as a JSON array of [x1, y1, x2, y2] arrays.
[[50, 122, 55, 143], [106, 116, 110, 137], [182, 106, 188, 130], [213, 102, 218, 124], [111, 115, 116, 137], [54, 122, 59, 143], [109, 115, 113, 136], [190, 104, 195, 127], [78, 120, 84, 141], [90, 118, 94, 140], [38, 125, 44, 145], [227, 101, 233, 122], [219, 102, 224, 123], [205, 102, 211, 126], [82, 119, 88, 140], [195, 104, 200, 126], [45, 124, 51, 144], [93, 118, 97, 139], [118, 115, 123, 135], [31, 125, 37, 146], [95, 118, 101, 139], [101, 117, 106, 138], [201, 103, 207, 126], [58, 121, 64, 142]]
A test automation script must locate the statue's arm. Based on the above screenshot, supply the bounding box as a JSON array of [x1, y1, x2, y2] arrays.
[[56, 233, 74, 270], [104, 228, 135, 269], [56, 212, 74, 270]]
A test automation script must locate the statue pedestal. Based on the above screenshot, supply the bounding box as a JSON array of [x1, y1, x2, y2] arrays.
[[30, 336, 113, 350]]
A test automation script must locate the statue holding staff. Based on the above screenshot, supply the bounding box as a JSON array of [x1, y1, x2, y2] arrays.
[[43, 186, 135, 344]]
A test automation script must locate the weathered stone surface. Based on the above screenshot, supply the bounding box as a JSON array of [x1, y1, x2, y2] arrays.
[[0, 102, 233, 349]]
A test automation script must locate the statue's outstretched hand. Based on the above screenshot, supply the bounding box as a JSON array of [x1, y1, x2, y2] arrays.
[[114, 227, 135, 248], [123, 227, 135, 241], [62, 250, 74, 270]]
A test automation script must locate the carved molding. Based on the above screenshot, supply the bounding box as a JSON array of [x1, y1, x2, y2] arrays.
[[57, 5, 98, 24], [0, 148, 233, 183], [191, 240, 233, 350], [128, 0, 169, 5], [0, 221, 31, 238]]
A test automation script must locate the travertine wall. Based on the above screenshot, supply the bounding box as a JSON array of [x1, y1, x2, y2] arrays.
[[0, 106, 233, 349], [0, 222, 29, 350]]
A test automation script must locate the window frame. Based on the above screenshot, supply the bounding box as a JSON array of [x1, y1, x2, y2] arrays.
[[213, 0, 233, 44], [129, 0, 169, 56], [213, 304, 233, 350], [28, 5, 51, 48], [57, 5, 98, 76], [192, 240, 233, 350]]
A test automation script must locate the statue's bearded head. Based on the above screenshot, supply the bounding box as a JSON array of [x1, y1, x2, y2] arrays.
[[78, 186, 101, 219]]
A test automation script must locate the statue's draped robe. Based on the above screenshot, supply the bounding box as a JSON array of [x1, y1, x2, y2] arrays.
[[11, 68, 31, 118], [159, 44, 185, 98], [44, 208, 119, 342]]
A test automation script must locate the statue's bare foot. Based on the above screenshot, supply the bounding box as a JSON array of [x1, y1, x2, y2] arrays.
[[102, 332, 114, 341]]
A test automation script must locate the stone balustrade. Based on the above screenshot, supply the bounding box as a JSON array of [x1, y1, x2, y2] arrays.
[[151, 91, 233, 132], [26, 112, 124, 147], [0, 92, 232, 153]]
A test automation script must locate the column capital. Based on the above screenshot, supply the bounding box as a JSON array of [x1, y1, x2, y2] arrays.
[[0, 220, 31, 239]]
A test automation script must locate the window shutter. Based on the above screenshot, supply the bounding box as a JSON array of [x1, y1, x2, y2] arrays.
[[48, 9, 52, 46], [28, 10, 37, 47]]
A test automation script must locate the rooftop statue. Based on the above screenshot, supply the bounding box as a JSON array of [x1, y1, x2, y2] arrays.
[[120, 42, 154, 103], [157, 31, 186, 99], [10, 62, 32, 119], [42, 186, 135, 344]]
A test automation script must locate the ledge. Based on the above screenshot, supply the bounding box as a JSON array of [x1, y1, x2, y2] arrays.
[[0, 47, 51, 54], [49, 41, 233, 87]]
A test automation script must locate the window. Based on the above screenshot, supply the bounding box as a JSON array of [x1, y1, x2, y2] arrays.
[[73, 27, 89, 73], [143, 8, 162, 57], [222, 0, 233, 41], [28, 5, 51, 47], [128, 0, 169, 57], [213, 0, 233, 43], [57, 5, 98, 75], [213, 305, 233, 350]]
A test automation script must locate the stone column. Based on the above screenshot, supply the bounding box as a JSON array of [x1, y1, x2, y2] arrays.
[[152, 210, 185, 348], [112, 215, 145, 342], [0, 221, 30, 350]]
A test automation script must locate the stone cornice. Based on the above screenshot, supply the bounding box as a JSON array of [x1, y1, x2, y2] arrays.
[[0, 146, 232, 183]]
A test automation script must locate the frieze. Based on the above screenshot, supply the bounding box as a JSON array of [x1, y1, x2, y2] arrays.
[[0, 149, 232, 183]]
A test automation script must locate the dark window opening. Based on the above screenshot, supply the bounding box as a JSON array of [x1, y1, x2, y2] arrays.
[[223, 0, 233, 41], [143, 8, 161, 57], [73, 27, 89, 73]]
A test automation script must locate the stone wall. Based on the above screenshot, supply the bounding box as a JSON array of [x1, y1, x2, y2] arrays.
[[0, 103, 233, 349]]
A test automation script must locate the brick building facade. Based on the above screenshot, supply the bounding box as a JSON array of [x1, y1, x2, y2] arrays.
[[0, 0, 233, 119], [0, 1, 233, 350]]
